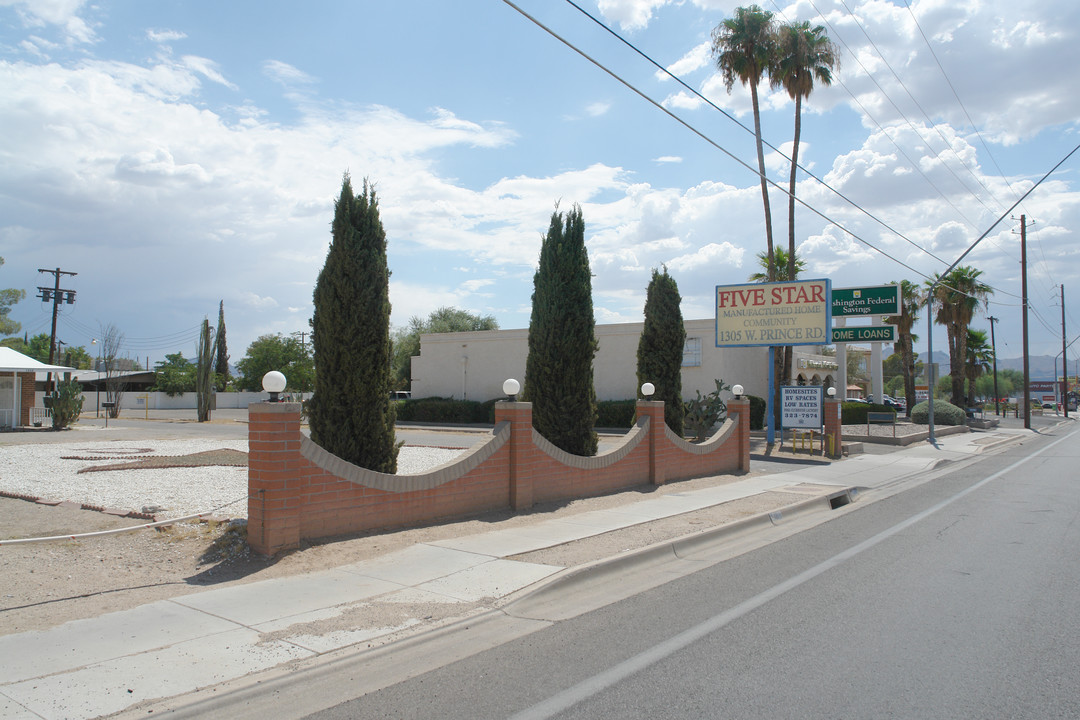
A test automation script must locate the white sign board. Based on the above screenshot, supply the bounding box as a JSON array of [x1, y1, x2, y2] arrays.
[[781, 386, 824, 429]]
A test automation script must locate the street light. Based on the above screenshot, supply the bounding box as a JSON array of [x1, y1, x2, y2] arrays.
[[262, 371, 287, 402], [502, 378, 520, 402], [91, 338, 100, 418]]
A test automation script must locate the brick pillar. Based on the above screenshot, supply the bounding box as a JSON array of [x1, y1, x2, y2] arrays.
[[636, 400, 666, 486], [823, 397, 843, 458], [247, 402, 303, 555], [19, 372, 34, 426], [728, 397, 751, 472], [496, 401, 534, 510]]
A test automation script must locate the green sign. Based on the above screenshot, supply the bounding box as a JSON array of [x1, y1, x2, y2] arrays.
[[832, 285, 900, 316], [831, 325, 897, 343]]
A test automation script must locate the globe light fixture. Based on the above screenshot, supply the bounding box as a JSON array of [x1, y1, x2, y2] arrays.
[[827, 386, 836, 397], [262, 371, 287, 402], [502, 378, 520, 402], [640, 382, 655, 398], [732, 384, 744, 399]]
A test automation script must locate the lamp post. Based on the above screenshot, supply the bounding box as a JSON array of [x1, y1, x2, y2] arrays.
[[91, 338, 100, 418], [262, 371, 287, 402], [502, 378, 520, 402]]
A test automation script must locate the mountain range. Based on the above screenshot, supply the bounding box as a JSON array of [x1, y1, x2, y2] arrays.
[[918, 352, 1068, 380]]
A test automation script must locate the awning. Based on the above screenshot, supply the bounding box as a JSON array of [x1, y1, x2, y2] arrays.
[[0, 346, 76, 373]]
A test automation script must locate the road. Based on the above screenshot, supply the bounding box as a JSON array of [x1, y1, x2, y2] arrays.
[[303, 422, 1080, 719]]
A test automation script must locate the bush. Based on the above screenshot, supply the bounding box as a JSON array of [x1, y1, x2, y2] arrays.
[[396, 397, 494, 424], [51, 379, 84, 430], [748, 395, 766, 430], [841, 402, 894, 425], [909, 399, 966, 425], [596, 400, 637, 429]]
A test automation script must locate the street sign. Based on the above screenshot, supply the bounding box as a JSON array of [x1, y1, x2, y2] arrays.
[[715, 279, 831, 347], [831, 325, 897, 343], [781, 385, 823, 429], [832, 285, 900, 317]]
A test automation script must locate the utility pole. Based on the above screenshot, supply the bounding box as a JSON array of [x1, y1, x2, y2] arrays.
[[36, 267, 77, 393], [1062, 285, 1069, 419], [1014, 216, 1031, 429], [988, 316, 1000, 416]]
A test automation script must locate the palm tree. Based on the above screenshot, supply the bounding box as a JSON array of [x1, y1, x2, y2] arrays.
[[965, 328, 993, 406], [928, 266, 992, 406], [713, 6, 777, 281], [771, 21, 838, 283], [884, 280, 922, 416], [747, 247, 805, 282]]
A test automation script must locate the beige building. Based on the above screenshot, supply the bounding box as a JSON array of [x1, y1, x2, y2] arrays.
[[410, 319, 838, 403]]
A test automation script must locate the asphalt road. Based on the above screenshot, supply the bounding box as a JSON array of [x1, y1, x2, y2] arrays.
[[304, 421, 1080, 719]]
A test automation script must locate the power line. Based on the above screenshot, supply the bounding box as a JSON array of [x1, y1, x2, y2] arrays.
[[502, 0, 938, 282], [562, 0, 951, 267]]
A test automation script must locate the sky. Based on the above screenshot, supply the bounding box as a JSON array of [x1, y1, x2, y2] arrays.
[[1, 0, 1078, 375]]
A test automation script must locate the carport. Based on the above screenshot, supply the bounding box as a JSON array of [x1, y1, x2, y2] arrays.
[[0, 347, 75, 428]]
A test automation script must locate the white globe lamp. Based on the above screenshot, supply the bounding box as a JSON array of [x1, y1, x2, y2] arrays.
[[262, 371, 287, 402], [502, 378, 520, 401]]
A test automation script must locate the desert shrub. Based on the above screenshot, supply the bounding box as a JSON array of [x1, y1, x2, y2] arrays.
[[596, 400, 637, 429], [910, 399, 966, 425], [684, 379, 731, 442], [51, 379, 84, 430]]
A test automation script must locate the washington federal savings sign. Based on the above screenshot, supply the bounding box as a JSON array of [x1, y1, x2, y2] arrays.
[[715, 279, 832, 347]]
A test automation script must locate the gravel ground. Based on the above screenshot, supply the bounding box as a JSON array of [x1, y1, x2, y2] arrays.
[[0, 440, 465, 521]]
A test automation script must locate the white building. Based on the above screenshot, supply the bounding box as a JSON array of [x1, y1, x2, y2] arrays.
[[410, 319, 838, 402]]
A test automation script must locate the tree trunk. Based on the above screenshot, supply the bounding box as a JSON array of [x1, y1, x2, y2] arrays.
[[787, 93, 801, 281]]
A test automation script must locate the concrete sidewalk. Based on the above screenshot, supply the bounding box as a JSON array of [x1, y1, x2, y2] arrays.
[[0, 427, 1029, 720]]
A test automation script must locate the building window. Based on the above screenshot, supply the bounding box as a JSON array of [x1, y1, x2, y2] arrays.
[[682, 337, 702, 367]]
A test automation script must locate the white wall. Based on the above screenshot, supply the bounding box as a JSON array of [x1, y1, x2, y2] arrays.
[[410, 319, 771, 402], [38, 391, 310, 412]]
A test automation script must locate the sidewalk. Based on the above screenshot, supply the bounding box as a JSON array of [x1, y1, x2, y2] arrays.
[[0, 426, 1030, 720]]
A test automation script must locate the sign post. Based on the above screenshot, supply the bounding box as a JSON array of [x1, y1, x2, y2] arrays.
[[716, 279, 831, 445]]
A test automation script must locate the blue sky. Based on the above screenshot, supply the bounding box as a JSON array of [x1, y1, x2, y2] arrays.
[[2, 0, 1078, 372]]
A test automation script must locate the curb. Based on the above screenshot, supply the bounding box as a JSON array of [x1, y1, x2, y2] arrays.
[[503, 486, 858, 614]]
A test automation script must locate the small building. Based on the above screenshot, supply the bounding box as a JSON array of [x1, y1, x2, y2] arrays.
[[410, 319, 837, 403], [0, 347, 75, 429]]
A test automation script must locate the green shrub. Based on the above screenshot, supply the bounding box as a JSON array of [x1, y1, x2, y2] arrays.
[[748, 395, 766, 430], [397, 397, 492, 424], [910, 399, 966, 425], [596, 400, 637, 429], [841, 402, 894, 424], [51, 379, 84, 430]]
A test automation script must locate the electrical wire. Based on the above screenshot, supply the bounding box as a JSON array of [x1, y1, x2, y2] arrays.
[[503, 0, 942, 284], [562, 0, 950, 267]]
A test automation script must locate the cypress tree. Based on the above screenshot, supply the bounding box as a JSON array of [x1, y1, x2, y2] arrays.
[[308, 174, 398, 472], [637, 267, 686, 436], [525, 204, 598, 456], [215, 300, 229, 391]]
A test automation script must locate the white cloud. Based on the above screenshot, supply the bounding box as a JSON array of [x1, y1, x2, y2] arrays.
[[146, 29, 187, 44], [654, 156, 682, 164], [658, 41, 713, 80], [586, 101, 611, 117], [263, 60, 317, 86], [597, 0, 674, 30], [1, 0, 96, 43]]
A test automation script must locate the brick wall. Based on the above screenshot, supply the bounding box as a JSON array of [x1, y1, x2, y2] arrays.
[[247, 398, 750, 555], [19, 372, 34, 426]]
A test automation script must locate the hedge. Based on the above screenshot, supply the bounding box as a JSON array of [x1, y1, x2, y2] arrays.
[[748, 395, 766, 430], [396, 397, 497, 424]]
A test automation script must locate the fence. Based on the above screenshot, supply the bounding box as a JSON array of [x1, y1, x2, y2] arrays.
[[247, 398, 751, 555]]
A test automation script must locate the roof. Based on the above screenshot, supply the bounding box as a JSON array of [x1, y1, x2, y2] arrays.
[[0, 346, 76, 373]]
